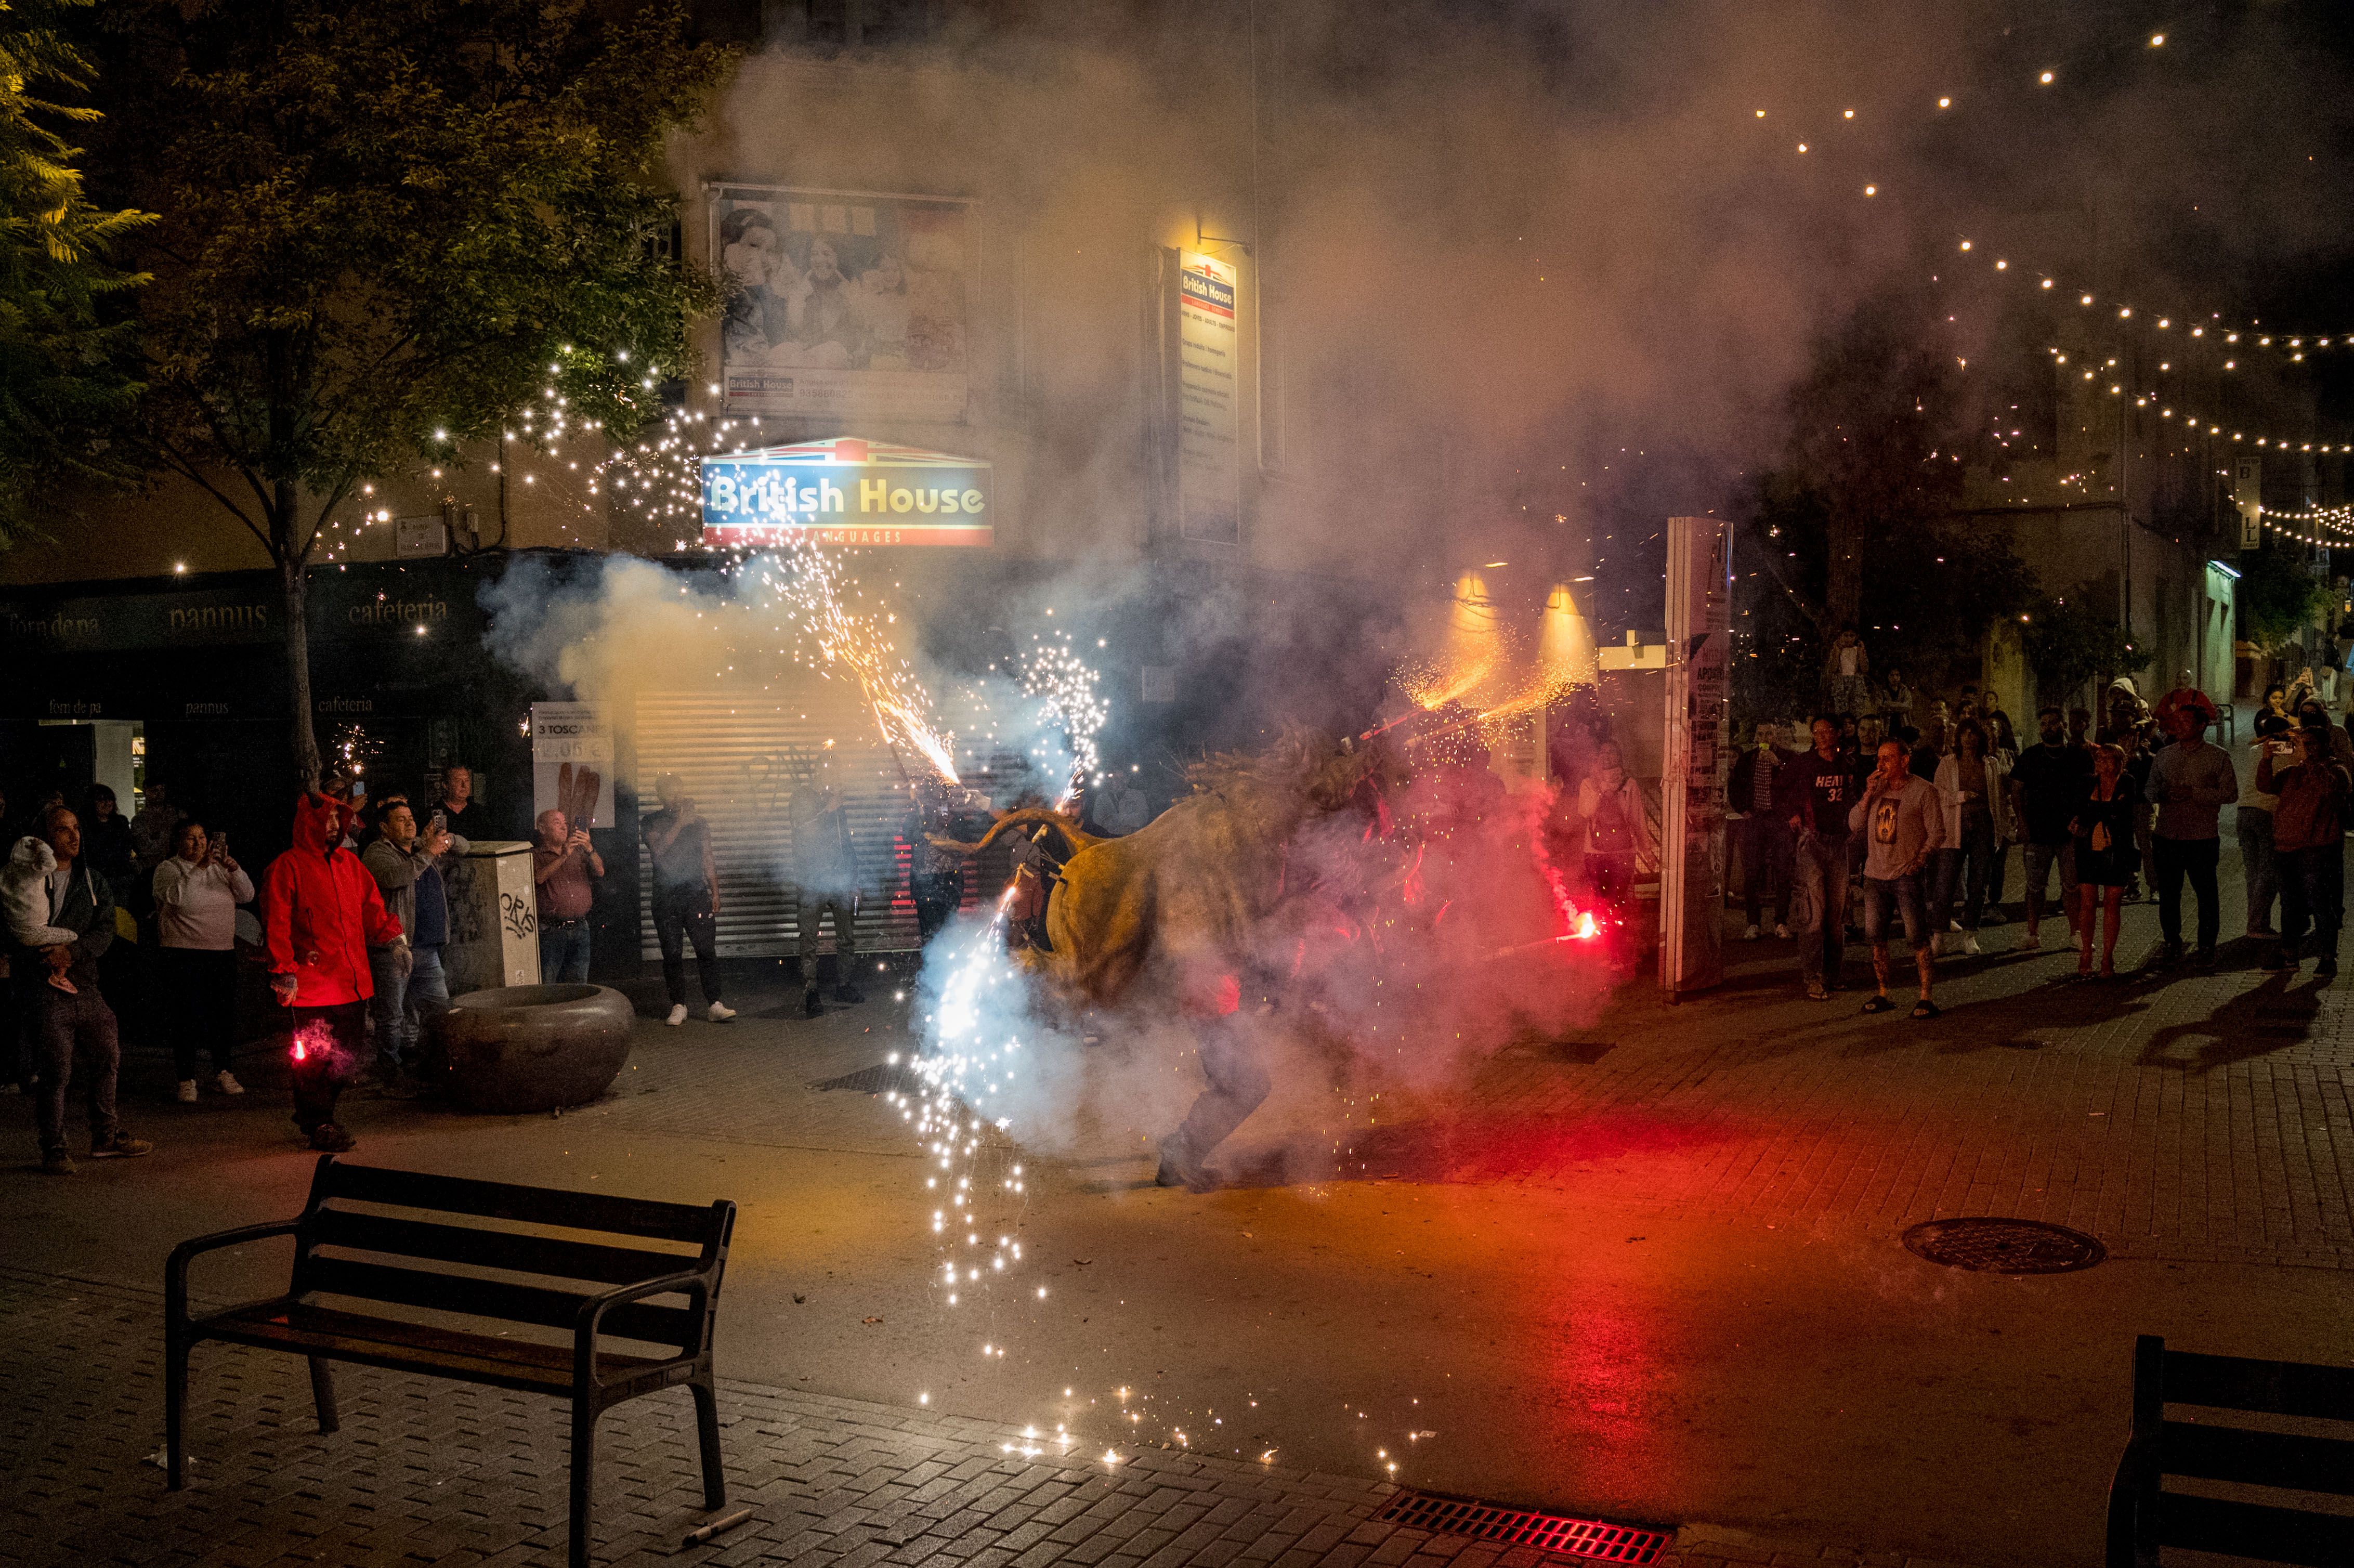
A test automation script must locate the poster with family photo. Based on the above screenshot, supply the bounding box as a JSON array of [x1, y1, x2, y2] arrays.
[[710, 185, 973, 424]]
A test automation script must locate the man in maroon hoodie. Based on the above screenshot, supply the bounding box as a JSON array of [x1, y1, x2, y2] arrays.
[[264, 793, 407, 1150]]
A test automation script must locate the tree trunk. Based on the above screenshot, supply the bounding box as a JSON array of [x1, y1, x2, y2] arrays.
[[276, 481, 323, 794], [1824, 508, 1864, 637]]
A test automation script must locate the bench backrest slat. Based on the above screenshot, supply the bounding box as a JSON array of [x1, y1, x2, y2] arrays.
[[311, 1208, 700, 1288], [304, 1256, 704, 1350], [2160, 1421, 2354, 1498], [2165, 1349, 2354, 1421], [319, 1161, 724, 1248], [2154, 1491, 2354, 1567]]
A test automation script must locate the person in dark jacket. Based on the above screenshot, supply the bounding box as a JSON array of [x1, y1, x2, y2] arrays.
[[1777, 716, 1869, 1000], [2068, 744, 2141, 980], [2259, 718, 2351, 978], [1729, 722, 1796, 939], [791, 760, 866, 1014], [13, 806, 153, 1173], [361, 798, 465, 1090], [79, 786, 139, 898]]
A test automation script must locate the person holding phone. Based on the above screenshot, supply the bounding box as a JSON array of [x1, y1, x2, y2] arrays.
[[533, 808, 604, 983], [1849, 738, 1947, 1018], [641, 775, 731, 1025], [153, 819, 254, 1101]]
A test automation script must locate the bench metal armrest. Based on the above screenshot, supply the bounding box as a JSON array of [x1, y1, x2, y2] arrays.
[[166, 1220, 305, 1327], [2104, 1433, 2161, 1567], [571, 1268, 714, 1393]]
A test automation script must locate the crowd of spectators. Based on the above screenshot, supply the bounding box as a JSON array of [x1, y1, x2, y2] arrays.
[[1731, 664, 2350, 1012]]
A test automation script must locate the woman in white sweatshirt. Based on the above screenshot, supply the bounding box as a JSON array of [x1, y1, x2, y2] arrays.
[[151, 819, 254, 1101]]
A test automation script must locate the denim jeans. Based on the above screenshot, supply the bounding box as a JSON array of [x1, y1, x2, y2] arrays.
[[1790, 832, 1851, 987], [539, 919, 593, 984], [2152, 835, 2222, 952], [2020, 840, 2078, 927], [2239, 808, 2279, 931], [1933, 817, 1999, 931], [1735, 815, 1794, 926], [2278, 841, 2344, 960], [368, 943, 449, 1072], [30, 987, 121, 1159], [1863, 871, 1930, 952]]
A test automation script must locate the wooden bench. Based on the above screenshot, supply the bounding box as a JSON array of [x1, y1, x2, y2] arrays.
[[166, 1156, 735, 1568], [2106, 1334, 2354, 1566]]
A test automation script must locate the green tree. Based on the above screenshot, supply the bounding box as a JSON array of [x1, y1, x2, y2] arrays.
[[0, 0, 150, 544], [1737, 291, 2033, 713], [93, 0, 725, 789], [2234, 544, 2324, 654], [2021, 579, 2151, 710]]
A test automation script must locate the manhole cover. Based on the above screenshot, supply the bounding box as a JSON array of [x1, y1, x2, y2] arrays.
[[812, 1062, 926, 1095], [1377, 1490, 1668, 1563], [1902, 1218, 2105, 1274]]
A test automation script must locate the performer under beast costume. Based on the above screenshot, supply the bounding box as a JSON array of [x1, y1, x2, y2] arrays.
[[934, 733, 1382, 1192], [264, 792, 406, 1151]]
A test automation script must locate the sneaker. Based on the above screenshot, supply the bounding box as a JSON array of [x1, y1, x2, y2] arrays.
[[1743, 924, 1761, 942], [803, 988, 823, 1018], [665, 1003, 689, 1027], [1962, 934, 1982, 957], [308, 1122, 357, 1153], [2020, 931, 2042, 951], [2148, 942, 2185, 973], [41, 1152, 76, 1176], [2190, 947, 2218, 972], [1948, 919, 1963, 933], [176, 1080, 199, 1104], [2319, 958, 2339, 980], [215, 1071, 245, 1096], [2262, 947, 2298, 971], [705, 1000, 737, 1022], [1774, 924, 1790, 940], [1805, 983, 1832, 1002], [88, 1133, 153, 1160], [832, 983, 866, 1004]]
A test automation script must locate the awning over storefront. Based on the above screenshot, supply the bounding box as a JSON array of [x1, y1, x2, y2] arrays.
[[699, 437, 991, 549]]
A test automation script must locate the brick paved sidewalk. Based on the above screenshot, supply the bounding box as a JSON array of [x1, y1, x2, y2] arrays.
[[0, 1269, 1990, 1568]]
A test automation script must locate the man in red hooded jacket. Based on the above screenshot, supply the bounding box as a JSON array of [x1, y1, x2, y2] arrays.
[[265, 792, 407, 1151]]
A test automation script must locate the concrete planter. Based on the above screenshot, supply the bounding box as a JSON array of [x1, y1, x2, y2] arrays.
[[429, 984, 634, 1114]]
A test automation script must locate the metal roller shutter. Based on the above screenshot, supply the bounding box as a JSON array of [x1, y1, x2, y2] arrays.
[[634, 685, 923, 959]]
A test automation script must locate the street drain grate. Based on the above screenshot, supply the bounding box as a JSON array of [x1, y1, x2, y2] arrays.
[[812, 1062, 926, 1095], [1376, 1491, 1669, 1562], [1902, 1217, 2106, 1274]]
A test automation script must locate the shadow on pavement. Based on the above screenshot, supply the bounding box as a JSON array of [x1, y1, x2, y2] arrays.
[[2137, 969, 2330, 1074]]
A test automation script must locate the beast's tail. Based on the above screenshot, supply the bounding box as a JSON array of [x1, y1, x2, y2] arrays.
[[927, 808, 1101, 860]]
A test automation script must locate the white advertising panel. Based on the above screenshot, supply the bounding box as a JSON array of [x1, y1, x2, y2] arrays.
[[711, 185, 972, 423], [531, 701, 612, 830], [1176, 250, 1240, 544], [1659, 514, 1733, 997]]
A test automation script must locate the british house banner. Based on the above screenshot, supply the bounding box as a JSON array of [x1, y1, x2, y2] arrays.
[[700, 438, 992, 548]]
